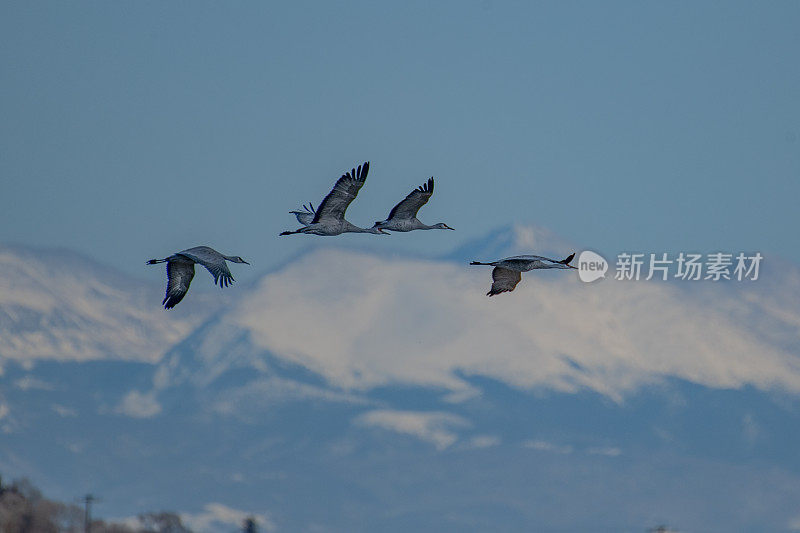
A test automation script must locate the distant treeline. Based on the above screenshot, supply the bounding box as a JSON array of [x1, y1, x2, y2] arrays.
[[0, 474, 192, 533]]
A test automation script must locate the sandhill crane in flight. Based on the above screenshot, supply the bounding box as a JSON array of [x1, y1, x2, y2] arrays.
[[147, 246, 249, 309], [372, 177, 454, 233], [280, 162, 388, 236], [470, 253, 576, 296]]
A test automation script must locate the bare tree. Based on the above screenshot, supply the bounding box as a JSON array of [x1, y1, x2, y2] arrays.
[[138, 511, 192, 533], [0, 475, 194, 533], [242, 516, 258, 533], [91, 522, 137, 533]]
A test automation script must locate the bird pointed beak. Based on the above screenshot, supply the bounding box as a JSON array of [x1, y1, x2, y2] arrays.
[[446, 225, 455, 230]]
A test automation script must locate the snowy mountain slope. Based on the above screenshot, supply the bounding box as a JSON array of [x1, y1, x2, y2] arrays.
[[0, 245, 220, 364], [144, 225, 800, 406], [4, 357, 800, 533]]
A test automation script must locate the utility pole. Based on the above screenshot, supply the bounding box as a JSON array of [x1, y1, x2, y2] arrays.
[[82, 494, 98, 533]]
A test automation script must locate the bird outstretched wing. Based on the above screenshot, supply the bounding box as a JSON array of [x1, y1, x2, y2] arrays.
[[386, 177, 434, 221], [290, 203, 316, 226], [163, 259, 195, 309], [488, 267, 522, 296], [201, 261, 234, 287], [178, 248, 234, 288], [312, 162, 369, 224]]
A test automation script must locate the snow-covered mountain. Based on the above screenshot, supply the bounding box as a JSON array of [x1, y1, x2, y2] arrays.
[[0, 245, 217, 364], [2, 228, 800, 533], [149, 224, 800, 403]]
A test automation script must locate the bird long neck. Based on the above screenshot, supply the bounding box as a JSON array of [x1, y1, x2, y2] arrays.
[[421, 222, 450, 230], [358, 227, 383, 234], [343, 221, 381, 234]]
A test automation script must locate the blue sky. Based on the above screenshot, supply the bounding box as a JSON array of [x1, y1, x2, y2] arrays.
[[1, 1, 798, 280]]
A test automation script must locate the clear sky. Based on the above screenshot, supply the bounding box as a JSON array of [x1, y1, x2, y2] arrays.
[[1, 1, 798, 280]]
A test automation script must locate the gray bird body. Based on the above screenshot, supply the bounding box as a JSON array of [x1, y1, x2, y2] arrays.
[[281, 162, 387, 236], [289, 219, 381, 236], [470, 254, 576, 296], [372, 177, 454, 233], [147, 246, 249, 309]]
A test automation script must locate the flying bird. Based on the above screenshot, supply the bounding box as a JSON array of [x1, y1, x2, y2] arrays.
[[280, 162, 388, 236], [470, 253, 576, 296], [372, 177, 454, 233], [146, 246, 249, 309]]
